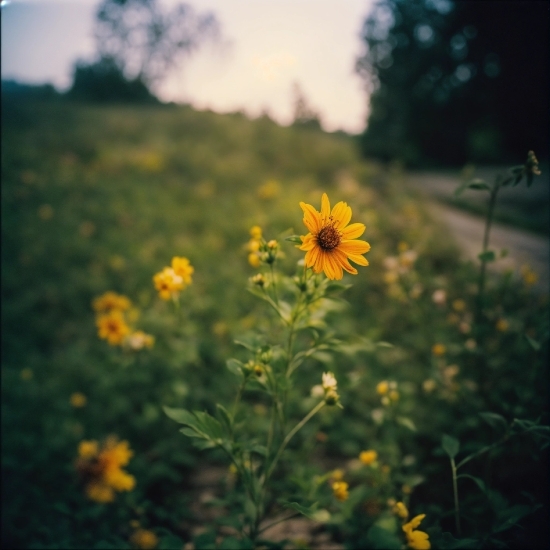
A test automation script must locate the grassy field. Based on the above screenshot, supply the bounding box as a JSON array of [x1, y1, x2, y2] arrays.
[[2, 98, 548, 549]]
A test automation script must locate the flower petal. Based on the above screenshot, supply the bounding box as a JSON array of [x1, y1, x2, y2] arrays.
[[347, 253, 369, 266], [341, 222, 365, 239], [305, 245, 319, 268], [339, 239, 371, 255], [299, 233, 316, 251], [331, 201, 352, 229], [333, 248, 358, 274], [300, 202, 321, 233], [325, 252, 343, 280], [314, 249, 325, 273], [321, 193, 331, 221]]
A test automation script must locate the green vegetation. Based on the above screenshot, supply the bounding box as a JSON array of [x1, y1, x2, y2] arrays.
[[2, 98, 548, 549]]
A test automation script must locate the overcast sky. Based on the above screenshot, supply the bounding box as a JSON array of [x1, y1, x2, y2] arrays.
[[1, 0, 374, 133]]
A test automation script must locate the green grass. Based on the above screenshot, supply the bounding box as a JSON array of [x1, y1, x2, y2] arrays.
[[2, 98, 548, 549]]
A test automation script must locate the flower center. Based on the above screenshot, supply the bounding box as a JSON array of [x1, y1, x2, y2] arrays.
[[317, 223, 341, 250]]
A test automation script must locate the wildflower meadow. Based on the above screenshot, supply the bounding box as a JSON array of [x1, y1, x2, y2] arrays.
[[2, 97, 548, 550]]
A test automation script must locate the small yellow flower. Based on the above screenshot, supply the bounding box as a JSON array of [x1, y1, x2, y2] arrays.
[[78, 440, 99, 459], [423, 379, 437, 393], [359, 450, 378, 465], [70, 392, 87, 408], [76, 437, 135, 503], [92, 291, 132, 313], [376, 381, 389, 395], [496, 319, 509, 332], [248, 252, 261, 268], [520, 265, 538, 287], [384, 271, 399, 284], [86, 482, 115, 503], [250, 273, 265, 286], [398, 241, 409, 253], [322, 372, 338, 392], [403, 514, 430, 549], [96, 310, 131, 346], [130, 529, 159, 550], [153, 267, 184, 300], [247, 239, 261, 252], [332, 481, 349, 501], [452, 299, 466, 312], [127, 331, 155, 350], [299, 193, 370, 280], [389, 390, 400, 402], [250, 225, 262, 240], [171, 256, 194, 285], [393, 501, 409, 519], [330, 469, 345, 481], [20, 368, 33, 381], [432, 343, 446, 356], [258, 179, 281, 199]]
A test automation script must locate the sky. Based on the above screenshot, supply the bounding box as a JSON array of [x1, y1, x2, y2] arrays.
[[1, 0, 375, 133]]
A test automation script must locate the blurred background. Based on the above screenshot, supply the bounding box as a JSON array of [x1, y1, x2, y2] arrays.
[[2, 1, 549, 549]]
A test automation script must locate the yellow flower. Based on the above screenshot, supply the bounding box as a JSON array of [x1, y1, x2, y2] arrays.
[[389, 390, 400, 402], [171, 256, 194, 285], [127, 331, 155, 350], [452, 299, 466, 312], [432, 343, 446, 356], [20, 368, 33, 381], [86, 482, 115, 503], [247, 239, 261, 252], [403, 514, 430, 550], [76, 437, 135, 503], [359, 450, 378, 465], [299, 193, 370, 280], [520, 265, 538, 287], [496, 319, 509, 332], [153, 267, 183, 300], [393, 501, 409, 519], [78, 440, 99, 459], [384, 271, 399, 284], [130, 529, 159, 550], [376, 381, 389, 395], [70, 392, 87, 408], [96, 310, 131, 345], [250, 225, 262, 240], [92, 291, 132, 313], [248, 252, 261, 268], [322, 371, 338, 392], [258, 179, 281, 199], [332, 481, 349, 501], [330, 469, 345, 481]]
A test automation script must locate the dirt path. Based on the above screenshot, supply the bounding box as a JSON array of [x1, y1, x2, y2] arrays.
[[405, 173, 549, 291]]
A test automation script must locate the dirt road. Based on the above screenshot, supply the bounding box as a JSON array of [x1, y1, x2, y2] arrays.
[[405, 172, 549, 291]]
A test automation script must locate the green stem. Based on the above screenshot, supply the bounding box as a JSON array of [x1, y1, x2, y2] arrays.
[[477, 185, 499, 315], [263, 400, 326, 484], [451, 457, 461, 536], [269, 263, 279, 305], [258, 512, 301, 535]]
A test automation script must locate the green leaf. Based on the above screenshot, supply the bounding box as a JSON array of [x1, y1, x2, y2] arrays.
[[493, 504, 533, 533], [285, 235, 303, 244], [525, 335, 541, 351], [467, 180, 491, 191], [479, 412, 508, 432], [226, 358, 244, 378], [457, 474, 487, 494], [454, 182, 469, 197], [396, 416, 417, 432], [442, 434, 460, 459], [436, 532, 481, 549], [158, 535, 184, 550], [164, 406, 197, 426], [478, 250, 496, 262], [216, 404, 233, 430], [280, 500, 318, 519]]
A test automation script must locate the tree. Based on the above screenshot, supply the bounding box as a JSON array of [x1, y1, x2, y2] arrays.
[[291, 82, 322, 130], [69, 0, 219, 102], [356, 0, 549, 166]]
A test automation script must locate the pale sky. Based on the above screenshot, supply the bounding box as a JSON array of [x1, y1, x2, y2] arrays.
[[1, 0, 374, 133]]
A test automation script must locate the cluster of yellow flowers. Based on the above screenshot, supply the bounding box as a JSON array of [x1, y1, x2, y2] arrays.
[[376, 380, 400, 405], [129, 527, 158, 549], [76, 437, 135, 503], [390, 501, 431, 549], [93, 291, 154, 349], [153, 256, 194, 300], [246, 226, 279, 268]]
